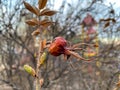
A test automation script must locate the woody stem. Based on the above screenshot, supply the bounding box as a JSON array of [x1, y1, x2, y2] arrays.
[[36, 16, 42, 90]]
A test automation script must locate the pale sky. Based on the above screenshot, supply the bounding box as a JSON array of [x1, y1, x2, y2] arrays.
[[54, 0, 120, 11], [105, 0, 120, 8]]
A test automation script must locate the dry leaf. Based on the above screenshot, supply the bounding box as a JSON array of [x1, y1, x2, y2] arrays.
[[40, 8, 57, 16], [40, 19, 49, 24], [23, 1, 39, 16], [99, 19, 104, 22], [93, 44, 99, 47], [82, 13, 97, 26], [38, 0, 47, 9], [40, 19, 54, 27], [34, 6, 40, 15], [100, 18, 111, 22], [100, 18, 116, 23], [112, 19, 116, 23], [26, 18, 39, 26], [31, 29, 40, 36], [104, 22, 110, 28]]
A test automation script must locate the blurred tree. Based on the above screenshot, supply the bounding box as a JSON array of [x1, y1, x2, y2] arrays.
[[0, 0, 120, 90]]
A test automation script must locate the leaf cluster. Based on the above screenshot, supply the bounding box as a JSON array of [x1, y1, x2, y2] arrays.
[[23, 0, 57, 36]]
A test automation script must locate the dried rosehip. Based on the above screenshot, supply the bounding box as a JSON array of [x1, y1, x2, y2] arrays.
[[48, 37, 67, 56]]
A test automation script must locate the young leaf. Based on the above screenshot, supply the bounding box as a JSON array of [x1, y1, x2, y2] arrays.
[[39, 78, 44, 87], [42, 39, 47, 49], [25, 18, 39, 26], [40, 8, 57, 16], [96, 61, 102, 68], [23, 1, 39, 16], [38, 0, 47, 9], [39, 52, 48, 65], [116, 81, 120, 88], [23, 65, 36, 77], [40, 39, 47, 51]]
